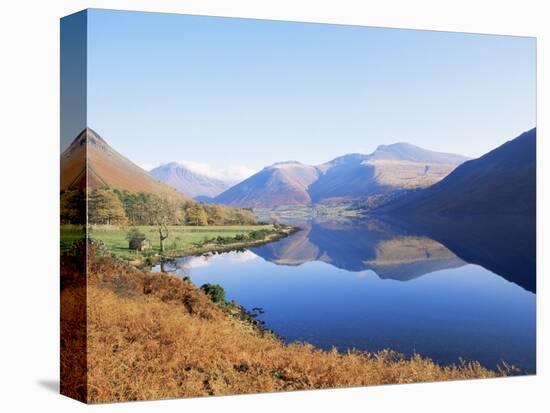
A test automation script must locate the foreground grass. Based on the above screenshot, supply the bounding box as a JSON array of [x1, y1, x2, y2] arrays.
[[60, 248, 502, 403], [61, 224, 277, 260]]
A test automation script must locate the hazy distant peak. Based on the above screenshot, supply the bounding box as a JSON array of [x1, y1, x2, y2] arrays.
[[271, 161, 304, 167], [375, 142, 414, 151], [369, 142, 469, 165], [161, 161, 183, 168], [149, 162, 232, 198], [322, 153, 369, 167]]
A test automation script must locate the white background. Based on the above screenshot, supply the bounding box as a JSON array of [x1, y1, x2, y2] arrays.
[[0, 0, 547, 411]]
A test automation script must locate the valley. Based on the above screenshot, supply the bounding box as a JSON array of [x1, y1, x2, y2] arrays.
[[60, 127, 537, 401]]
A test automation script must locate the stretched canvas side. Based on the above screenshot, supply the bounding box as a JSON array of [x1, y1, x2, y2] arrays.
[[60, 10, 88, 403]]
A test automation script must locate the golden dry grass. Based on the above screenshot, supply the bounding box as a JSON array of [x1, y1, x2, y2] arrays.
[[71, 255, 502, 403]]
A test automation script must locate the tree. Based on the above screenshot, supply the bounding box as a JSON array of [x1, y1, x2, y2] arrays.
[[270, 213, 282, 229], [148, 195, 178, 252], [60, 189, 86, 224], [116, 191, 153, 225], [233, 208, 256, 225], [186, 203, 208, 226], [88, 189, 127, 225], [206, 204, 225, 225]]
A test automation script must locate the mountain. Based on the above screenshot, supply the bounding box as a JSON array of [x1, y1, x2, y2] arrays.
[[379, 128, 536, 216], [213, 143, 468, 208], [213, 162, 320, 208], [149, 162, 231, 199], [369, 142, 469, 164], [61, 128, 190, 200], [310, 144, 468, 203]]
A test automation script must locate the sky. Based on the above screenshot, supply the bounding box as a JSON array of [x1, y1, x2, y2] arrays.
[[72, 9, 536, 180]]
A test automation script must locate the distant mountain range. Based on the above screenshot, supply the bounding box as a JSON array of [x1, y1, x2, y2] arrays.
[[378, 128, 536, 216], [149, 162, 232, 199], [211, 143, 469, 208], [64, 127, 536, 219], [60, 128, 189, 201]]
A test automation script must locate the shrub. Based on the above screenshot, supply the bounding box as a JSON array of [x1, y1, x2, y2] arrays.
[[200, 283, 226, 303], [126, 228, 146, 242], [126, 228, 149, 251], [215, 236, 235, 245], [249, 229, 270, 240]]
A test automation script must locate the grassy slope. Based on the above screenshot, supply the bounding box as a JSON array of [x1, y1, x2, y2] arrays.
[[77, 255, 500, 403]]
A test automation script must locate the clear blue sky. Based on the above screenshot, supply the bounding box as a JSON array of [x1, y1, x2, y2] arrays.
[[79, 8, 535, 177]]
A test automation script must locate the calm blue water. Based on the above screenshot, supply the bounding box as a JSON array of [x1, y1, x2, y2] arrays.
[[154, 218, 536, 373]]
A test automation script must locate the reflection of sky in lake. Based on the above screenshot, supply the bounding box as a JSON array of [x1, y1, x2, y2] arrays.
[[155, 247, 535, 373]]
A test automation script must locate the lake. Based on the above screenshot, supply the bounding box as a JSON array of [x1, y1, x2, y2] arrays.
[[153, 216, 536, 373]]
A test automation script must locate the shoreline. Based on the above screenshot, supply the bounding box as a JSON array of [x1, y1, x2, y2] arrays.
[[129, 224, 300, 268], [61, 226, 510, 402], [76, 247, 502, 402]]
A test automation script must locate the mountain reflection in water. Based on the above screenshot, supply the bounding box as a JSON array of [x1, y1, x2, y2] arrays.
[[155, 215, 536, 372], [252, 216, 535, 291]]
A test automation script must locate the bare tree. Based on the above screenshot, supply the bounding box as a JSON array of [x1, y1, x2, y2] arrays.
[[158, 222, 169, 253], [148, 195, 178, 253]]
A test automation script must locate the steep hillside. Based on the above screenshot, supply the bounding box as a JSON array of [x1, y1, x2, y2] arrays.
[[379, 128, 536, 216], [60, 128, 189, 200]]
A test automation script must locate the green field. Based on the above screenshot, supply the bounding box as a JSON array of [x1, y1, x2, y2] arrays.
[[60, 228, 85, 252], [61, 224, 274, 260]]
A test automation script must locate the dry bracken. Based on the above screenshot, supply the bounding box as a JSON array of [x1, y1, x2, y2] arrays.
[[63, 255, 501, 403]]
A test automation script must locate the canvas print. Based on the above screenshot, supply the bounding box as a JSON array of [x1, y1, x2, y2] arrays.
[[60, 9, 536, 403]]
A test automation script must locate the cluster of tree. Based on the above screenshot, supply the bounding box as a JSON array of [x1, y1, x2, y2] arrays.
[[199, 203, 256, 226], [61, 188, 257, 227], [113, 190, 180, 226], [89, 189, 128, 225], [60, 189, 86, 224], [61, 189, 129, 225], [114, 190, 256, 226]]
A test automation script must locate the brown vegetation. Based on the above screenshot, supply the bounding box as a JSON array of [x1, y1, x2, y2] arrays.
[[60, 239, 89, 402], [62, 245, 502, 403]]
